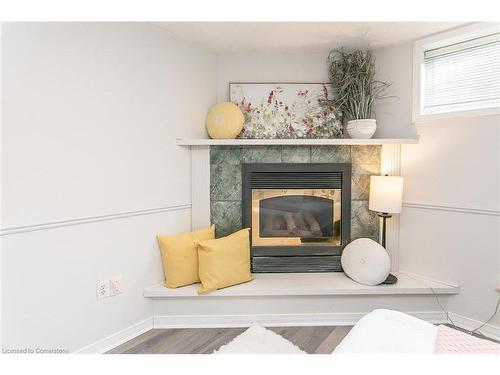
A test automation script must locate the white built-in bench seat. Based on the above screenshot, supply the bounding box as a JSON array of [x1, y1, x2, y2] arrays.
[[144, 272, 459, 298]]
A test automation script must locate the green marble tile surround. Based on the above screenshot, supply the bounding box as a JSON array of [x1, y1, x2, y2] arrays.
[[210, 145, 381, 241]]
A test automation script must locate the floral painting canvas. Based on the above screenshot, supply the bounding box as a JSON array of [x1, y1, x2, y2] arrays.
[[229, 83, 343, 139]]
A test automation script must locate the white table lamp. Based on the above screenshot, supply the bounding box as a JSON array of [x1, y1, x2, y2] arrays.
[[369, 175, 404, 248]]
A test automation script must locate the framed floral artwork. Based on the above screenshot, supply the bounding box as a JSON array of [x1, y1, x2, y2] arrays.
[[229, 83, 343, 139]]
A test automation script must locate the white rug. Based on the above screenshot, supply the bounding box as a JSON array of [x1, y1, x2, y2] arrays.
[[213, 324, 306, 354]]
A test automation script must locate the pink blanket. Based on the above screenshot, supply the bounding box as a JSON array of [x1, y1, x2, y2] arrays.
[[435, 325, 500, 354]]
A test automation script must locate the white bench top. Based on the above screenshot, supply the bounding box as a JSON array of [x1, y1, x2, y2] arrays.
[[143, 272, 459, 298]]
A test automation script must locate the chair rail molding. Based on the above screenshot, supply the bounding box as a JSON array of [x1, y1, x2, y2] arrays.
[[402, 202, 500, 216], [0, 204, 192, 236]]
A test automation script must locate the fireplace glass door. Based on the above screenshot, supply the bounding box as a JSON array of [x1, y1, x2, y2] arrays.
[[251, 189, 341, 247]]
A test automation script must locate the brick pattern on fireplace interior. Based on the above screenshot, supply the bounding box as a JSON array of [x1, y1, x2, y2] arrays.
[[210, 145, 380, 241]]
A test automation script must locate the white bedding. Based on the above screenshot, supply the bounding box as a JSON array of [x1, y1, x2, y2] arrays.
[[334, 309, 438, 354]]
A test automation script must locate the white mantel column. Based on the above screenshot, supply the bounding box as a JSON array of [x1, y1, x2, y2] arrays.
[[190, 145, 211, 230]]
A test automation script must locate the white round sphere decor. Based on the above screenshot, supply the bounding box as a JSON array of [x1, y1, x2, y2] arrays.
[[341, 238, 390, 286]]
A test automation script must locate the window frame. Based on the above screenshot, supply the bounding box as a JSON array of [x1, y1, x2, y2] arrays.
[[412, 22, 500, 123]]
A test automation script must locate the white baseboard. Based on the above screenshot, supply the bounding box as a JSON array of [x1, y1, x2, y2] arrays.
[[449, 312, 500, 341], [75, 317, 153, 354], [153, 311, 447, 329]]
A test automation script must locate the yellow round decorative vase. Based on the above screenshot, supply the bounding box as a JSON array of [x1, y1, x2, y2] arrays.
[[206, 102, 244, 139]]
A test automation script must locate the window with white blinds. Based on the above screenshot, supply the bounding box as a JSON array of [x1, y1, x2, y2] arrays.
[[422, 32, 500, 115]]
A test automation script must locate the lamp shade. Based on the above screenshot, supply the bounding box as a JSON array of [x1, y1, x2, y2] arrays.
[[369, 176, 404, 214]]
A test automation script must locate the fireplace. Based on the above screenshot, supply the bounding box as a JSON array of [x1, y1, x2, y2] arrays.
[[242, 163, 351, 273]]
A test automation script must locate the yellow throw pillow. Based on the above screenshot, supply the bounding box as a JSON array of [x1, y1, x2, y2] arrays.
[[197, 228, 254, 294], [157, 225, 215, 288]]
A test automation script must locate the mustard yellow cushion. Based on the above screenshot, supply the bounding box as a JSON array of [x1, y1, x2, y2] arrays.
[[206, 102, 244, 139], [157, 225, 215, 288], [197, 228, 254, 294]]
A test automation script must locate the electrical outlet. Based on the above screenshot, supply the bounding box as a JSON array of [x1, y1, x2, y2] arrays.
[[96, 280, 110, 300], [110, 278, 122, 296]]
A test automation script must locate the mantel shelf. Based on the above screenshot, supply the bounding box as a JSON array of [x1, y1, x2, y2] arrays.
[[176, 138, 419, 146]]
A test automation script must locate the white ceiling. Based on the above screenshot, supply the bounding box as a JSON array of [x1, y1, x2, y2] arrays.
[[157, 22, 467, 53]]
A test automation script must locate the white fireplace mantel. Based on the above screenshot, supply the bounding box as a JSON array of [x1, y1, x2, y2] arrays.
[[178, 137, 418, 146]]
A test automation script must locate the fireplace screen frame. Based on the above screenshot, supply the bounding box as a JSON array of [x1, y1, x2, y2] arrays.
[[251, 188, 342, 246], [242, 163, 351, 268]]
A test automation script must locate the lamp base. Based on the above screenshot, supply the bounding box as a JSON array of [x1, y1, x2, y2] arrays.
[[376, 213, 397, 285], [377, 212, 392, 248], [382, 273, 398, 284]]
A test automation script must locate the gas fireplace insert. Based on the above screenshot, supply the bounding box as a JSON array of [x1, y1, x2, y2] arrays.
[[242, 163, 351, 273]]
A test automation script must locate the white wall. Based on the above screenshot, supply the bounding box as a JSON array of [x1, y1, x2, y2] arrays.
[[1, 23, 216, 351], [371, 41, 500, 331], [373, 43, 417, 139], [400, 115, 500, 329], [216, 52, 329, 102]]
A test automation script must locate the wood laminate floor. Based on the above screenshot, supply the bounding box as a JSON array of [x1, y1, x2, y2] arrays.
[[106, 326, 353, 354], [107, 323, 499, 354]]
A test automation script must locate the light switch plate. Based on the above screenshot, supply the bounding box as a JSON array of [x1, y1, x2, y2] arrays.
[[96, 280, 110, 299], [110, 278, 122, 296]]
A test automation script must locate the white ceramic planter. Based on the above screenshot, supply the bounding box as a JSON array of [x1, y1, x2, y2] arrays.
[[346, 119, 377, 139]]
